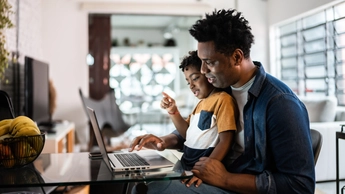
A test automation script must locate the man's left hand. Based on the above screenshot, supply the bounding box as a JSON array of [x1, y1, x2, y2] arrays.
[[191, 157, 228, 188]]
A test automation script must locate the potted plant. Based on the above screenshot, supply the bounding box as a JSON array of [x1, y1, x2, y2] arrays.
[[0, 0, 14, 80]]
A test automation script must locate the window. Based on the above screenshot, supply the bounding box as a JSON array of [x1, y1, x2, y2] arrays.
[[109, 47, 180, 112], [274, 1, 345, 105]]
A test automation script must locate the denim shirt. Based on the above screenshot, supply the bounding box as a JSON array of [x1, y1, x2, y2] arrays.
[[172, 62, 315, 194]]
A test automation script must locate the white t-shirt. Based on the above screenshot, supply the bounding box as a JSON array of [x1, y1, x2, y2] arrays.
[[229, 76, 255, 162]]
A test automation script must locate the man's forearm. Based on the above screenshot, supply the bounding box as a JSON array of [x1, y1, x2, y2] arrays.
[[161, 133, 183, 149], [222, 172, 258, 194]]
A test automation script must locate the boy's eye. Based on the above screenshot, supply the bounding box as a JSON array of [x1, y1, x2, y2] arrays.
[[192, 76, 199, 81], [186, 76, 199, 85]]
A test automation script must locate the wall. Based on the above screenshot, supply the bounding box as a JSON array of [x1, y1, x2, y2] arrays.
[[5, 0, 89, 150], [267, 0, 340, 26], [41, 0, 89, 149], [237, 0, 268, 70]]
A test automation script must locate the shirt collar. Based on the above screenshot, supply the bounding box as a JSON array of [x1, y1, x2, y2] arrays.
[[248, 61, 266, 98], [223, 61, 266, 97]]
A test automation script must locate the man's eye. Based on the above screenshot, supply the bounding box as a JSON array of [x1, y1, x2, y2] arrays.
[[205, 60, 215, 66]]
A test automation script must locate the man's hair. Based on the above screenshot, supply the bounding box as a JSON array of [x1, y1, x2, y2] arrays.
[[179, 50, 201, 72], [189, 9, 254, 58]]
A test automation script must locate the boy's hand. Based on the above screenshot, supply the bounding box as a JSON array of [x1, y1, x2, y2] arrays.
[[182, 175, 203, 188], [161, 92, 178, 113]]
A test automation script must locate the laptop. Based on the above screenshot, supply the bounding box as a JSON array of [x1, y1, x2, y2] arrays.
[[86, 106, 174, 172]]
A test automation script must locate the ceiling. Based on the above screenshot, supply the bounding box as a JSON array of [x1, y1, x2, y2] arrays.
[[110, 14, 201, 30]]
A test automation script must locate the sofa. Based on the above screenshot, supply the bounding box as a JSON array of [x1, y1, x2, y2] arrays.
[[298, 96, 345, 182]]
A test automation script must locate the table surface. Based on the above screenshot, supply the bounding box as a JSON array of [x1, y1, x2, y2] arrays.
[[0, 150, 191, 188]]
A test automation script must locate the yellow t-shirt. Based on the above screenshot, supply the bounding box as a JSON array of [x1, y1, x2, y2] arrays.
[[181, 91, 238, 170]]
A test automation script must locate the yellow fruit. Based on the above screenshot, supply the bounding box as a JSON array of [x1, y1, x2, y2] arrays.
[[13, 126, 40, 137], [27, 147, 38, 163], [11, 120, 38, 136], [0, 119, 12, 126], [0, 119, 12, 136], [0, 123, 11, 136], [10, 116, 36, 134], [29, 135, 44, 153], [13, 140, 32, 158]]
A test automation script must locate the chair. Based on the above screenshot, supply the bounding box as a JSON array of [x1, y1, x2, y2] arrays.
[[310, 129, 323, 165], [79, 88, 131, 151], [0, 90, 15, 120]]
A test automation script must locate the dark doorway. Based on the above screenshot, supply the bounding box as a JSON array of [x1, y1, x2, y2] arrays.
[[88, 14, 111, 100]]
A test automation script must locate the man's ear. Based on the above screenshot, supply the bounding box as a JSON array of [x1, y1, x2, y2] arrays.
[[232, 49, 244, 63]]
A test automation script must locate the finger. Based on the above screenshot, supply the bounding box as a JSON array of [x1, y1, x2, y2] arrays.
[[185, 176, 198, 187], [162, 97, 171, 105], [191, 169, 200, 176], [180, 178, 188, 184], [129, 136, 143, 151], [195, 179, 203, 187], [161, 99, 170, 108], [162, 92, 175, 104], [156, 142, 165, 151], [136, 136, 162, 150], [162, 92, 170, 98]]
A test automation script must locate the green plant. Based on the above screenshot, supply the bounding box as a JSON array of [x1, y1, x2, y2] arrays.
[[0, 0, 14, 80]]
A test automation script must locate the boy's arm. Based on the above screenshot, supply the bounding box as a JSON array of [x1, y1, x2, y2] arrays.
[[209, 130, 234, 161], [168, 111, 189, 139], [161, 92, 189, 139]]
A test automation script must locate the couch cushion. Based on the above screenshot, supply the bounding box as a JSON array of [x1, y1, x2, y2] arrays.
[[298, 96, 337, 122]]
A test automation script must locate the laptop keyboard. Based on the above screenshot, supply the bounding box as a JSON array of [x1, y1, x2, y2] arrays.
[[114, 153, 150, 167]]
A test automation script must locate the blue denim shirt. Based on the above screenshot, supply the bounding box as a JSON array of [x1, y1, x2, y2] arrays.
[[172, 62, 315, 194]]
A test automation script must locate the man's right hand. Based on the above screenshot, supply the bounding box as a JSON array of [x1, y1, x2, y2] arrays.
[[129, 134, 167, 152]]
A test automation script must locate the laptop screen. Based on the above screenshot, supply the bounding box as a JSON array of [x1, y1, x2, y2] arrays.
[[87, 107, 114, 170]]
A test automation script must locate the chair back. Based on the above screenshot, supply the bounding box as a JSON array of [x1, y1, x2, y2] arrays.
[[310, 129, 322, 165], [0, 90, 15, 120], [79, 88, 130, 134]]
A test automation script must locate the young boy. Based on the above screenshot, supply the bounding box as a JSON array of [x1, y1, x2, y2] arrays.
[[160, 50, 238, 187]]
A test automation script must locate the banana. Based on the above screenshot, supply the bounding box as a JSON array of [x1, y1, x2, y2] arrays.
[[10, 116, 38, 136], [10, 116, 36, 133], [0, 124, 11, 136], [0, 120, 12, 136], [11, 122, 39, 136], [0, 119, 12, 127], [13, 126, 40, 137]]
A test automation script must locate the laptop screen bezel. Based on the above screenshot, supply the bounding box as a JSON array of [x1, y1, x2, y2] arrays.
[[87, 106, 114, 171]]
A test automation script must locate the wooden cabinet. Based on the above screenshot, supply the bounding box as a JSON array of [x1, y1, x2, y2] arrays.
[[42, 121, 75, 153]]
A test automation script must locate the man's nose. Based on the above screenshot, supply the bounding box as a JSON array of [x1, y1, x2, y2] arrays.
[[200, 62, 208, 74]]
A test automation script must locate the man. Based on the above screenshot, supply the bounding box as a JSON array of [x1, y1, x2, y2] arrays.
[[130, 9, 315, 194]]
